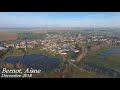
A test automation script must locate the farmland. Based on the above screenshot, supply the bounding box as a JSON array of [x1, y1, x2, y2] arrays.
[[0, 32, 18, 41]]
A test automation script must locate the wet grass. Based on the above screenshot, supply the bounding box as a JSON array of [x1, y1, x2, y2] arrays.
[[84, 46, 120, 72]]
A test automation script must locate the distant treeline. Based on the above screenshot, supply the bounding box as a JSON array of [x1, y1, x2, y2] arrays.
[[18, 32, 46, 40], [78, 62, 120, 78]]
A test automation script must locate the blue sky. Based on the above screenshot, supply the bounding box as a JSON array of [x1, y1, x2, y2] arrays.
[[0, 12, 120, 27]]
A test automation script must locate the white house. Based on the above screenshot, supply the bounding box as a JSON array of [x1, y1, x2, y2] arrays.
[[71, 59, 75, 62], [74, 50, 79, 53]]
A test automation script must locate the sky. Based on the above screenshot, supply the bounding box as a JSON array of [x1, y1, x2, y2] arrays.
[[0, 12, 120, 28]]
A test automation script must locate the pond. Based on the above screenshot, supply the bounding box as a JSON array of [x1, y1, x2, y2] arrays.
[[101, 48, 120, 55], [100, 47, 120, 60], [0, 54, 60, 71]]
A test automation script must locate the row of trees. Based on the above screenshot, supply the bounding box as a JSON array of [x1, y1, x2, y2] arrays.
[[79, 62, 120, 78]]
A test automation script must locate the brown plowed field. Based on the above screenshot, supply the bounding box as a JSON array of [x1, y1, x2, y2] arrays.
[[0, 32, 18, 41]]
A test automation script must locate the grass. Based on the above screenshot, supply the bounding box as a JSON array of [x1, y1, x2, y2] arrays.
[[108, 54, 120, 62], [72, 67, 99, 78], [26, 48, 62, 59], [107, 54, 120, 71], [84, 46, 120, 72], [4, 49, 24, 58]]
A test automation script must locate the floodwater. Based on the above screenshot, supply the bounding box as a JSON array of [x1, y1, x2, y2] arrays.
[[0, 54, 60, 71], [99, 47, 120, 60], [101, 48, 120, 55]]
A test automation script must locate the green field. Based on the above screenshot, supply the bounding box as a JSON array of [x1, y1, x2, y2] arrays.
[[84, 46, 120, 72], [18, 32, 46, 40]]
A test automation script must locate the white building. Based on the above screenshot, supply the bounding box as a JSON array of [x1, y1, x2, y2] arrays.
[[71, 59, 75, 62], [74, 50, 79, 53]]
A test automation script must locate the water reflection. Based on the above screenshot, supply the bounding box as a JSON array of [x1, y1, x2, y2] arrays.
[[100, 48, 120, 61], [101, 48, 120, 55], [0, 54, 60, 71]]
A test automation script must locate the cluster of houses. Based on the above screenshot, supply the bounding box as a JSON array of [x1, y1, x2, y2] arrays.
[[0, 32, 120, 58], [38, 33, 120, 57], [0, 40, 38, 51], [38, 34, 81, 56]]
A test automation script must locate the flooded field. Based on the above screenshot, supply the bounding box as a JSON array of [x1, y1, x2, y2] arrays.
[[0, 54, 60, 71], [84, 47, 120, 72], [101, 48, 120, 55]]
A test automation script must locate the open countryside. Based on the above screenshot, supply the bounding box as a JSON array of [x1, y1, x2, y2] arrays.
[[0, 12, 120, 78], [0, 32, 18, 41]]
